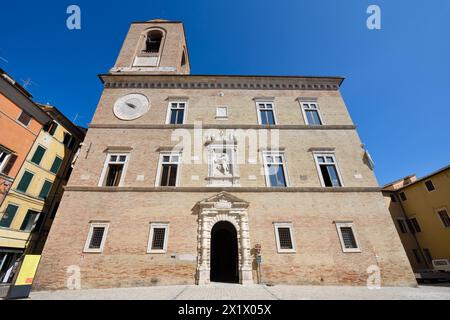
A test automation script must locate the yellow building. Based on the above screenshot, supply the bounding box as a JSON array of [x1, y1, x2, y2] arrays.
[[383, 165, 450, 272], [0, 104, 85, 284]]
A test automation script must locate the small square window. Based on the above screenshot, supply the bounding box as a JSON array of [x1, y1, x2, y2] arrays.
[[273, 223, 296, 253], [17, 111, 32, 127], [216, 107, 228, 119], [399, 192, 407, 201], [84, 223, 109, 253], [336, 222, 361, 253], [147, 223, 169, 254], [425, 180, 435, 192]]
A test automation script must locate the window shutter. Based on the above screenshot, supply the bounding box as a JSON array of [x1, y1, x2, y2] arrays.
[[31, 146, 46, 165], [2, 154, 17, 175], [17, 171, 34, 193], [0, 204, 19, 228], [39, 181, 53, 199], [50, 157, 63, 174]]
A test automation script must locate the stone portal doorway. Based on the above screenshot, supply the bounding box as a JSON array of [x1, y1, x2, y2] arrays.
[[210, 221, 239, 284], [195, 192, 254, 285]]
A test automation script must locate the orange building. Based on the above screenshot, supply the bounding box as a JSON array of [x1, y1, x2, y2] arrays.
[[0, 68, 50, 205]]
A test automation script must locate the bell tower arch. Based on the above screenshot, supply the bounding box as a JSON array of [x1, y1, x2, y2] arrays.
[[111, 19, 190, 74]]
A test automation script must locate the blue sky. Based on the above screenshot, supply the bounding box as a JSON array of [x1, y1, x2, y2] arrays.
[[0, 0, 449, 185]]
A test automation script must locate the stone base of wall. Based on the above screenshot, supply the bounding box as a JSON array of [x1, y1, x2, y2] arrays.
[[33, 191, 417, 291]]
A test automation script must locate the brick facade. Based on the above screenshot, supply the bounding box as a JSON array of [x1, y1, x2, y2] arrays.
[[33, 20, 416, 290]]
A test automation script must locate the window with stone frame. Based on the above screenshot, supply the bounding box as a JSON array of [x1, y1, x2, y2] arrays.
[[257, 102, 276, 125], [157, 153, 181, 187], [167, 101, 187, 125], [335, 222, 361, 253], [274, 223, 296, 253], [437, 208, 450, 228], [263, 152, 288, 188], [301, 101, 323, 125], [147, 223, 169, 254], [100, 154, 129, 187], [314, 153, 343, 188], [84, 223, 109, 253]]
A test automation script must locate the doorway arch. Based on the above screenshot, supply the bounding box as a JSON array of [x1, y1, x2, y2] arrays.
[[210, 221, 239, 283]]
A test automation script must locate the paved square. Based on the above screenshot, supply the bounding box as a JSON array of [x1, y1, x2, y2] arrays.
[[27, 283, 450, 300]]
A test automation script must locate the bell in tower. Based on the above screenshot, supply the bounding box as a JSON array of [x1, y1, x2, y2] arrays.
[[110, 19, 190, 75]]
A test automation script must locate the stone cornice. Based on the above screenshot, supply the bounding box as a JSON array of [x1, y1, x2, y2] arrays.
[[88, 124, 357, 130], [64, 186, 381, 193], [99, 74, 344, 91]]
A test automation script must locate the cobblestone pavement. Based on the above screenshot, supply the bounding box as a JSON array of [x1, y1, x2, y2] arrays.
[[27, 283, 450, 300]]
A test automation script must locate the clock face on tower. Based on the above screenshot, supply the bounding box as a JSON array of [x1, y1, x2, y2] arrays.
[[113, 94, 150, 121]]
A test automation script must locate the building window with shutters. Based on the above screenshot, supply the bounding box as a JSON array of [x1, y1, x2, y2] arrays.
[[0, 204, 19, 228], [314, 153, 344, 188], [0, 147, 17, 175], [436, 208, 450, 228], [84, 223, 109, 253], [335, 222, 361, 253], [50, 156, 63, 174], [20, 210, 40, 232], [30, 145, 46, 166], [156, 153, 181, 187], [16, 111, 31, 127], [147, 223, 169, 254], [99, 154, 129, 187], [38, 180, 53, 200], [273, 222, 296, 253], [166, 101, 187, 125], [16, 170, 34, 193], [397, 219, 408, 234], [406, 218, 421, 233]]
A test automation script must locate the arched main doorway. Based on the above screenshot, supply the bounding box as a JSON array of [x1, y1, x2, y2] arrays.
[[210, 221, 239, 284]]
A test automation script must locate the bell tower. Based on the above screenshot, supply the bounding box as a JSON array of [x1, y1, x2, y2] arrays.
[[111, 19, 190, 75]]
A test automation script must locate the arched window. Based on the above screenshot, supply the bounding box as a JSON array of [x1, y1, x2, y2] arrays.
[[144, 30, 163, 53]]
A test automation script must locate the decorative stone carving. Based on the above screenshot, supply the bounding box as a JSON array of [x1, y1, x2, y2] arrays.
[[195, 192, 253, 285]]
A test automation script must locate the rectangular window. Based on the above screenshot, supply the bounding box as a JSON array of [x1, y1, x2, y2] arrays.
[[63, 133, 77, 150], [20, 210, 40, 232], [39, 180, 53, 199], [397, 219, 408, 234], [50, 156, 63, 174], [423, 248, 432, 264], [16, 171, 34, 193], [0, 204, 19, 228], [336, 222, 361, 253], [263, 153, 288, 187], [412, 249, 422, 264], [424, 180, 435, 192], [17, 111, 31, 126], [31, 146, 46, 166], [101, 154, 128, 187], [147, 223, 169, 253], [216, 107, 228, 119], [44, 121, 58, 136], [273, 223, 296, 253], [314, 153, 343, 187], [407, 218, 421, 233], [167, 102, 187, 125], [399, 192, 407, 201], [437, 208, 450, 228], [257, 102, 276, 125], [84, 223, 109, 253], [157, 153, 181, 187], [390, 194, 397, 203], [301, 102, 323, 125], [0, 149, 11, 172], [0, 151, 17, 176]]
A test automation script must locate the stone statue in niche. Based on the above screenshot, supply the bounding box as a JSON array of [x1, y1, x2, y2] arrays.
[[214, 151, 232, 176]]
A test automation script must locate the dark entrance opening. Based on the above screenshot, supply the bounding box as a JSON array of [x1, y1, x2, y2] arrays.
[[210, 221, 239, 284]]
